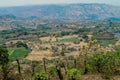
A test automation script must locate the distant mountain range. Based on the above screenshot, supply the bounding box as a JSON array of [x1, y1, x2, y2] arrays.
[[0, 3, 120, 21]]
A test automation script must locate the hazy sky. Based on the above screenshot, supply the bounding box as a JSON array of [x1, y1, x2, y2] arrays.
[[0, 0, 119, 7]]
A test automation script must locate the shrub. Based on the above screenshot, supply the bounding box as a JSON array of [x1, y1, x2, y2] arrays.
[[35, 72, 48, 80], [67, 68, 81, 80]]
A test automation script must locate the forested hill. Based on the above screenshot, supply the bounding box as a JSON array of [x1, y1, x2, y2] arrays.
[[0, 3, 120, 21]]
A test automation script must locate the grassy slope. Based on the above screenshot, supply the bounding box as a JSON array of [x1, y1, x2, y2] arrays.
[[8, 48, 30, 60], [58, 38, 80, 43], [47, 38, 80, 44]]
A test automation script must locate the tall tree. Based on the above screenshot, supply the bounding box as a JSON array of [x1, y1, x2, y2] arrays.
[[0, 47, 9, 80]]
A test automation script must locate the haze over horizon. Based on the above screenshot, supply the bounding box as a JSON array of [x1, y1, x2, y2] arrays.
[[0, 0, 119, 7]]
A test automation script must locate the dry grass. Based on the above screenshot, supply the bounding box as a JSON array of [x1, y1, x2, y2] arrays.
[[26, 50, 53, 61], [39, 36, 57, 42], [26, 35, 114, 61], [80, 74, 104, 80], [58, 35, 78, 40], [115, 38, 120, 46]]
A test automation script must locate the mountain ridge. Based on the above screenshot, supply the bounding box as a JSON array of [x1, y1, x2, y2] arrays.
[[0, 3, 120, 21]]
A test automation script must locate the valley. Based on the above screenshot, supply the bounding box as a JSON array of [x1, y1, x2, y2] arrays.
[[0, 3, 120, 80]]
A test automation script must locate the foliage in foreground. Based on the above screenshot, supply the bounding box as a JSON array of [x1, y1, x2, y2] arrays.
[[0, 41, 120, 80]]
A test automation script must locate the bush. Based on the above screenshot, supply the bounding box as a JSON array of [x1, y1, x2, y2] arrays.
[[67, 68, 81, 80], [60, 50, 65, 56], [16, 41, 28, 49], [35, 72, 48, 80], [87, 51, 120, 75]]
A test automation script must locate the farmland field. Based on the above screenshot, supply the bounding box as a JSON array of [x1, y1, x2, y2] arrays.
[[8, 48, 30, 60]]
